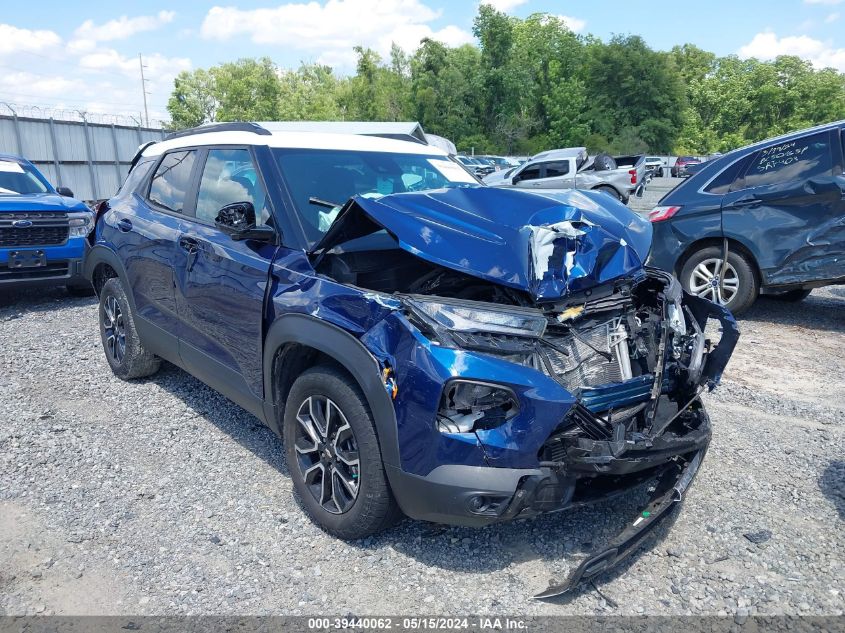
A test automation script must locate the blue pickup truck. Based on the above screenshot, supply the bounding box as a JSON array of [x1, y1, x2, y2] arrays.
[[0, 153, 94, 294]]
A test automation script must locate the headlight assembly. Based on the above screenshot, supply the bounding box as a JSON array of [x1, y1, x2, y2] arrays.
[[67, 211, 94, 238], [403, 295, 546, 345]]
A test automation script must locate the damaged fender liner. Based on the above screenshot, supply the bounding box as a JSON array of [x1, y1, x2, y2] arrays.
[[534, 448, 706, 599]]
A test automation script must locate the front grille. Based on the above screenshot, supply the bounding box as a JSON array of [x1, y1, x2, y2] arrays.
[[0, 212, 69, 247], [0, 262, 70, 281]]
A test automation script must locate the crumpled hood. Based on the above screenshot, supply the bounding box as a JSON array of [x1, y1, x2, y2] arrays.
[[312, 187, 652, 301]]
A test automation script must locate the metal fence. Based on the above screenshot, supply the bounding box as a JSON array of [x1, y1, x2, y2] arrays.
[[0, 113, 166, 202]]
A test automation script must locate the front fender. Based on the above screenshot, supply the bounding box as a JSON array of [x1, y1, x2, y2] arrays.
[[262, 314, 400, 467]]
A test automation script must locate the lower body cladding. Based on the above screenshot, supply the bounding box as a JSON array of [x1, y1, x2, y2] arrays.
[[360, 269, 737, 598]]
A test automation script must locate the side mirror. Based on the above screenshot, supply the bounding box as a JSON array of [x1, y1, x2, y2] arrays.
[[511, 175, 521, 185], [56, 187, 74, 197], [214, 201, 275, 243]]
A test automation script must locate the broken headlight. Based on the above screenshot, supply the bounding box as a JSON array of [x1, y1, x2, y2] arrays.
[[437, 379, 519, 433], [403, 295, 546, 346]]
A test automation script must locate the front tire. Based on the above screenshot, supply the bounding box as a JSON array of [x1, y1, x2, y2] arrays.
[[680, 246, 758, 315], [284, 366, 401, 539], [98, 278, 160, 380]]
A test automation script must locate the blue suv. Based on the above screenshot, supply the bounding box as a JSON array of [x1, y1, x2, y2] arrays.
[[84, 123, 737, 597], [648, 121, 845, 314], [0, 153, 93, 293]]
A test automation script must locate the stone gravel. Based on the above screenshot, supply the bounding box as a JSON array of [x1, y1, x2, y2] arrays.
[[0, 281, 842, 616]]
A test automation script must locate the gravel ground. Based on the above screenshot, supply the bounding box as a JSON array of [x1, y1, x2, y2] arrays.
[[0, 279, 843, 616]]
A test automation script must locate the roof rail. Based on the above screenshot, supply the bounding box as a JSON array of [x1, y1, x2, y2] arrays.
[[163, 121, 271, 141]]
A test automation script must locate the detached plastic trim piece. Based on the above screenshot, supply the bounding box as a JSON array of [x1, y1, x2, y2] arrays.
[[533, 448, 705, 600]]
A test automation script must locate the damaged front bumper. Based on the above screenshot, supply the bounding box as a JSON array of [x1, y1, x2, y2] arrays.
[[534, 446, 706, 599], [388, 410, 708, 599]]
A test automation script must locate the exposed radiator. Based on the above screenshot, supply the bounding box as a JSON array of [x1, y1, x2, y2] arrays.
[[538, 317, 632, 393]]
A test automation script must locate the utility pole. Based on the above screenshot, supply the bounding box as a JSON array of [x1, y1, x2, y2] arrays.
[[138, 53, 150, 128]]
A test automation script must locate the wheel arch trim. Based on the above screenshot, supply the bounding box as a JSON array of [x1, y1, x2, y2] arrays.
[[262, 314, 400, 467]]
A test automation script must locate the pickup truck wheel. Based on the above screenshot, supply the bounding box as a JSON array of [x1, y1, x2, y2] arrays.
[[595, 185, 621, 201], [98, 278, 160, 380], [680, 246, 758, 315], [284, 366, 401, 539]]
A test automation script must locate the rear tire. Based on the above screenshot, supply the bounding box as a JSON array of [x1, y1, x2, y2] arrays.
[[595, 185, 622, 201], [284, 366, 401, 539], [680, 246, 758, 315], [98, 278, 160, 380], [771, 289, 811, 302]]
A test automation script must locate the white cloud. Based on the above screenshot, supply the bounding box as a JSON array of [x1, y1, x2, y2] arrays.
[[0, 23, 61, 55], [556, 14, 586, 32], [0, 18, 183, 125], [480, 0, 529, 11], [738, 31, 845, 71], [201, 0, 473, 68], [74, 10, 176, 42], [825, 11, 840, 22], [804, 0, 842, 4]]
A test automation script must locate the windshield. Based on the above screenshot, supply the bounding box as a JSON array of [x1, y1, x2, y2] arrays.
[[0, 159, 50, 195], [273, 149, 480, 244]]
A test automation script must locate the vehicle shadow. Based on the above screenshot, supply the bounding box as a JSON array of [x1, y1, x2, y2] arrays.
[[149, 362, 290, 477], [0, 286, 96, 311], [818, 460, 845, 521], [740, 289, 845, 334]]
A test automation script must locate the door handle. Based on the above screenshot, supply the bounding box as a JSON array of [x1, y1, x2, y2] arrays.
[[116, 218, 133, 232]]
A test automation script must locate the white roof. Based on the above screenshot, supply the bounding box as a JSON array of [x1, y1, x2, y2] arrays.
[[142, 130, 448, 158], [257, 121, 427, 143]]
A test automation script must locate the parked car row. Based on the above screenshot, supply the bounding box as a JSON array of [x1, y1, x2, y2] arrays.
[[482, 147, 646, 204]]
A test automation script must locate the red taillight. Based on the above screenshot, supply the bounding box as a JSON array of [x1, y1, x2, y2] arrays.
[[629, 168, 637, 185], [648, 205, 681, 222]]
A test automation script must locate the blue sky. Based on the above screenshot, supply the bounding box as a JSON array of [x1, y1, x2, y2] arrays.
[[1, 0, 843, 124]]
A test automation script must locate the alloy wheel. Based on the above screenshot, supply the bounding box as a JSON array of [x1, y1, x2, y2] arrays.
[[688, 258, 739, 305], [102, 295, 126, 364], [293, 395, 360, 514]]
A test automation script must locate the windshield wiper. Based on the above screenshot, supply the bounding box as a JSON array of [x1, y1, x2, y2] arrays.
[[308, 196, 342, 209]]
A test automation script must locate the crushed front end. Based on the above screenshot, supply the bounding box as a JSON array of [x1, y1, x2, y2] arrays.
[[310, 188, 739, 596]]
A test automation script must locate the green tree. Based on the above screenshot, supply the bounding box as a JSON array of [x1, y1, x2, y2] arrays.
[[277, 63, 344, 120], [212, 57, 281, 122], [167, 69, 217, 129], [585, 35, 686, 152]]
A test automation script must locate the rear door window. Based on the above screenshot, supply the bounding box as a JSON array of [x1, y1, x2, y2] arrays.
[[148, 150, 197, 213], [119, 158, 155, 195], [741, 132, 833, 189], [542, 161, 569, 178], [704, 156, 750, 195], [195, 148, 270, 225]]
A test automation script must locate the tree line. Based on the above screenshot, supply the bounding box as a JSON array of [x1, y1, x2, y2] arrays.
[[167, 5, 845, 155]]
